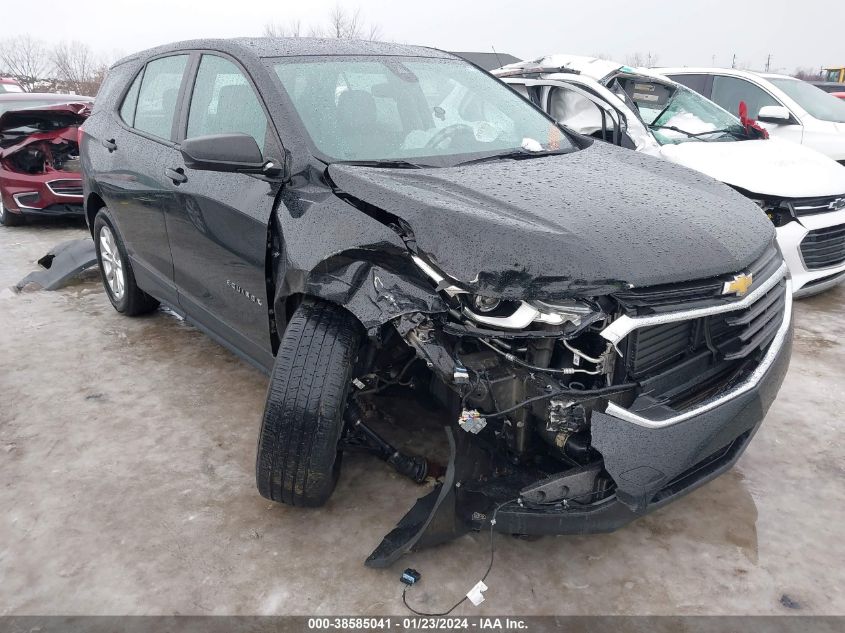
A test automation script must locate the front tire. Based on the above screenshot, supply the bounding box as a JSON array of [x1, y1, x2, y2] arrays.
[[0, 195, 26, 226], [256, 299, 363, 507], [93, 209, 159, 316]]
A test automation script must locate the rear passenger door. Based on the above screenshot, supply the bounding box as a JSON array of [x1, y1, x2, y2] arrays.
[[164, 53, 282, 371], [102, 54, 190, 305]]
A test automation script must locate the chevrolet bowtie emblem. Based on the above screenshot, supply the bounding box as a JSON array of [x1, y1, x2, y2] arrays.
[[723, 273, 753, 296]]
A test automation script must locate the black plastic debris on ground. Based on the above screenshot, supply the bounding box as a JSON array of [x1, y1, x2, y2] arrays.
[[15, 238, 97, 291]]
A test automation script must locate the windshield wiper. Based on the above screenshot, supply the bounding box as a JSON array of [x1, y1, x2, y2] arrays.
[[650, 125, 743, 141], [455, 148, 570, 166], [331, 159, 427, 169]]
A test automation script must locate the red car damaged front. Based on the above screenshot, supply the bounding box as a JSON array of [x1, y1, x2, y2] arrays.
[[0, 102, 91, 226]]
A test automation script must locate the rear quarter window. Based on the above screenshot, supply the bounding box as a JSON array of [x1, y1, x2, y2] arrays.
[[119, 70, 144, 126]]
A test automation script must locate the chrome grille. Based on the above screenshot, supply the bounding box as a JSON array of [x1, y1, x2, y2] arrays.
[[614, 244, 781, 311], [800, 224, 845, 270], [46, 179, 83, 197], [624, 270, 787, 379], [788, 195, 845, 217]]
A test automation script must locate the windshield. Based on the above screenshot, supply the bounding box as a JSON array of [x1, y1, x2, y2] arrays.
[[768, 78, 845, 123], [0, 83, 24, 93], [615, 78, 744, 144], [271, 56, 574, 165]]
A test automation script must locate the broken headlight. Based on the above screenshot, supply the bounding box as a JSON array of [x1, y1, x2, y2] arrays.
[[411, 255, 603, 330], [462, 296, 597, 329], [472, 295, 502, 313]]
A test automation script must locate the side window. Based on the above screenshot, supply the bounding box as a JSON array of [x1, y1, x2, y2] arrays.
[[187, 55, 268, 151], [711, 76, 780, 119], [133, 55, 188, 140], [668, 74, 710, 97], [119, 69, 143, 126]]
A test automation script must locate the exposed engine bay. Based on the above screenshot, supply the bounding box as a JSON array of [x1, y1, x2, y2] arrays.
[[0, 102, 89, 218], [342, 238, 789, 567], [0, 105, 86, 174], [1, 137, 81, 175]]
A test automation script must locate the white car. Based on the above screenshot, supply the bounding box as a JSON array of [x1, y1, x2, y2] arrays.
[[494, 55, 845, 296], [657, 67, 845, 164]]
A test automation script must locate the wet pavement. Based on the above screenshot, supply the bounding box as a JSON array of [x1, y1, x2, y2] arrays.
[[1, 219, 844, 616]]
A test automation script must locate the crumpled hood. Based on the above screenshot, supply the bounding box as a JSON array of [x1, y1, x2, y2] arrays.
[[328, 142, 775, 300], [660, 138, 845, 198], [0, 102, 90, 133]]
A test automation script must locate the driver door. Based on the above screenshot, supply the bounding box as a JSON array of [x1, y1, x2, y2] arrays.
[[163, 53, 283, 371]]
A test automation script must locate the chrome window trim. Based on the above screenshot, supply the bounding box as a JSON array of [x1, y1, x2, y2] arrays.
[[602, 274, 792, 429], [45, 179, 83, 199], [600, 262, 788, 344]]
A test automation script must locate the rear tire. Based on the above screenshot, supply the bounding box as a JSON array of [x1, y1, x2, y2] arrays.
[[256, 299, 363, 507], [0, 195, 26, 226], [93, 208, 159, 316]]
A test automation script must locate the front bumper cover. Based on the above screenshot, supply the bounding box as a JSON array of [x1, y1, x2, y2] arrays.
[[366, 314, 793, 568], [777, 211, 845, 297]]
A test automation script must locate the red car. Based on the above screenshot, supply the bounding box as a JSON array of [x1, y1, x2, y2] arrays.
[[0, 93, 93, 226], [0, 78, 25, 93], [833, 92, 845, 100]]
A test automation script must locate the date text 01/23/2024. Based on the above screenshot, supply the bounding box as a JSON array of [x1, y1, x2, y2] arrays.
[[306, 617, 529, 630]]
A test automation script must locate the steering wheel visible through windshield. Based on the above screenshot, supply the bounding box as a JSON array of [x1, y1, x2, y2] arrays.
[[615, 78, 745, 145], [271, 56, 574, 166]]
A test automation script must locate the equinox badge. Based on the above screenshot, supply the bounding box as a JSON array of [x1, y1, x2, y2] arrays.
[[722, 273, 753, 296], [226, 280, 262, 306]]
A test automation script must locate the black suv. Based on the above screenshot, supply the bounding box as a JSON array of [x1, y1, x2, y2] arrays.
[[81, 38, 792, 567]]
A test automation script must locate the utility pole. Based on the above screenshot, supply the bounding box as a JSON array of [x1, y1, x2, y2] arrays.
[[765, 53, 772, 72], [731, 53, 737, 69]]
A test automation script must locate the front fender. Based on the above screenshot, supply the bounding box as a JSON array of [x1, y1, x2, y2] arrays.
[[277, 251, 447, 335]]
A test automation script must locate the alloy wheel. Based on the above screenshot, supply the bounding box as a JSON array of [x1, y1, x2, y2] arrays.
[[99, 225, 126, 300]]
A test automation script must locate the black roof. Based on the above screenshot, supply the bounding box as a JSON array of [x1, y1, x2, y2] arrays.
[[113, 37, 456, 68], [450, 51, 521, 71]]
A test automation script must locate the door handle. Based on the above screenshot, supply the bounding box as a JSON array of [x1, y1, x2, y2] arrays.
[[101, 138, 117, 152], [165, 167, 187, 185]]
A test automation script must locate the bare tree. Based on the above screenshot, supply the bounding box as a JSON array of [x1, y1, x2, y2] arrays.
[[263, 4, 382, 41], [793, 67, 822, 81], [263, 19, 303, 38], [329, 5, 362, 38], [0, 35, 50, 91], [624, 51, 659, 67], [51, 41, 104, 95], [365, 22, 383, 41]]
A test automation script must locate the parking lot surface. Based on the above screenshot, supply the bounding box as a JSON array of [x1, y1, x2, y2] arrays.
[[1, 220, 844, 616]]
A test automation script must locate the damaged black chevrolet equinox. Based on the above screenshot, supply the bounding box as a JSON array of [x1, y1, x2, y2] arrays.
[[82, 38, 793, 566]]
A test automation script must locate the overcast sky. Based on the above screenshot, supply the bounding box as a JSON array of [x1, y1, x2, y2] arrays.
[[7, 0, 843, 73]]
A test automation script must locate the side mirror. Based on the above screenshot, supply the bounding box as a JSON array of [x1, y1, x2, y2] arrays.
[[757, 105, 794, 124], [180, 133, 280, 175]]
